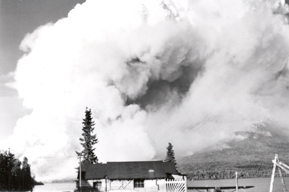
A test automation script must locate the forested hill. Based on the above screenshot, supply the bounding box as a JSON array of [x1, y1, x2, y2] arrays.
[[177, 128, 289, 180]]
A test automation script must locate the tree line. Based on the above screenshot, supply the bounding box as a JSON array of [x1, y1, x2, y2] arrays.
[[183, 168, 288, 180], [0, 150, 34, 191]]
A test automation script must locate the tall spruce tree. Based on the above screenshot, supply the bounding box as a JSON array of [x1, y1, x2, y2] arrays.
[[76, 108, 98, 164], [164, 142, 176, 166]]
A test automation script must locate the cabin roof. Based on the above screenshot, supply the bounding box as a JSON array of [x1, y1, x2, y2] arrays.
[[81, 163, 107, 180], [80, 161, 180, 180]]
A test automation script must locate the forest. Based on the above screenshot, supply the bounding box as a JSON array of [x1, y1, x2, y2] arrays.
[[0, 150, 34, 191], [179, 161, 288, 180]]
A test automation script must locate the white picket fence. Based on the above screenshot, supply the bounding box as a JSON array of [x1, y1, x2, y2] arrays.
[[166, 179, 187, 192]]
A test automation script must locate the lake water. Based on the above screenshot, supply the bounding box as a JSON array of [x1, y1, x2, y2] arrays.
[[33, 177, 289, 192], [34, 182, 76, 192], [189, 177, 289, 192]]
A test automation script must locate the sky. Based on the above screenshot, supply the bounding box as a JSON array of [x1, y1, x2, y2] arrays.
[[1, 0, 289, 182], [0, 0, 85, 140]]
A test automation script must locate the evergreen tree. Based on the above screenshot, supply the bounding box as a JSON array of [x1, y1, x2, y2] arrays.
[[6, 149, 15, 190], [76, 108, 98, 164], [0, 151, 34, 191], [12, 159, 22, 190], [164, 142, 176, 166], [22, 157, 33, 191]]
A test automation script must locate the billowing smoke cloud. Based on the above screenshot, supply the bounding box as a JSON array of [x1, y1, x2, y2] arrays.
[[2, 0, 289, 181]]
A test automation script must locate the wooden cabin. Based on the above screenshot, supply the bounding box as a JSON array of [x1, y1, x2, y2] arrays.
[[76, 161, 186, 192]]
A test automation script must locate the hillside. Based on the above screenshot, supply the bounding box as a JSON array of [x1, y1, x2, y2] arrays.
[[178, 127, 289, 180]]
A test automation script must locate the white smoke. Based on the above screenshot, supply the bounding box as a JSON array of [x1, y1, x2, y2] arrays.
[[2, 0, 289, 181]]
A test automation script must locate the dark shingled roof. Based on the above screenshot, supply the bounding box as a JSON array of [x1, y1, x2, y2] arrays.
[[80, 161, 180, 180], [80, 163, 107, 180]]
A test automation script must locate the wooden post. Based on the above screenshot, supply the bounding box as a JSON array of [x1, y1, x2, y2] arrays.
[[278, 166, 288, 192], [109, 179, 111, 191], [280, 162, 289, 170], [269, 154, 278, 192], [235, 172, 239, 192], [185, 176, 188, 192], [106, 176, 108, 192]]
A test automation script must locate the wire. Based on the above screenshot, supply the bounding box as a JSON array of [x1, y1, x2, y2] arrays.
[[30, 156, 78, 164], [35, 156, 77, 159]]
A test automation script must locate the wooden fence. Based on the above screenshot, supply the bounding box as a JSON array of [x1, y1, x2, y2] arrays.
[[166, 178, 187, 192]]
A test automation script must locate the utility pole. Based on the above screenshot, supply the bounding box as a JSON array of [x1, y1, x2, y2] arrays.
[[8, 148, 10, 191], [79, 155, 82, 192]]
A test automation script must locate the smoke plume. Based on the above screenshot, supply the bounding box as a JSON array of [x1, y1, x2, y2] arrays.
[[2, 0, 289, 181]]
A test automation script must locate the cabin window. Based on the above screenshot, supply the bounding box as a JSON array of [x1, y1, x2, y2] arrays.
[[134, 179, 144, 188], [93, 181, 102, 190]]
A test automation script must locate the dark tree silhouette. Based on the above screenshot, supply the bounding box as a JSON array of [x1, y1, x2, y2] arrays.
[[0, 151, 34, 191], [22, 157, 33, 191], [76, 108, 98, 164], [164, 142, 176, 166]]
